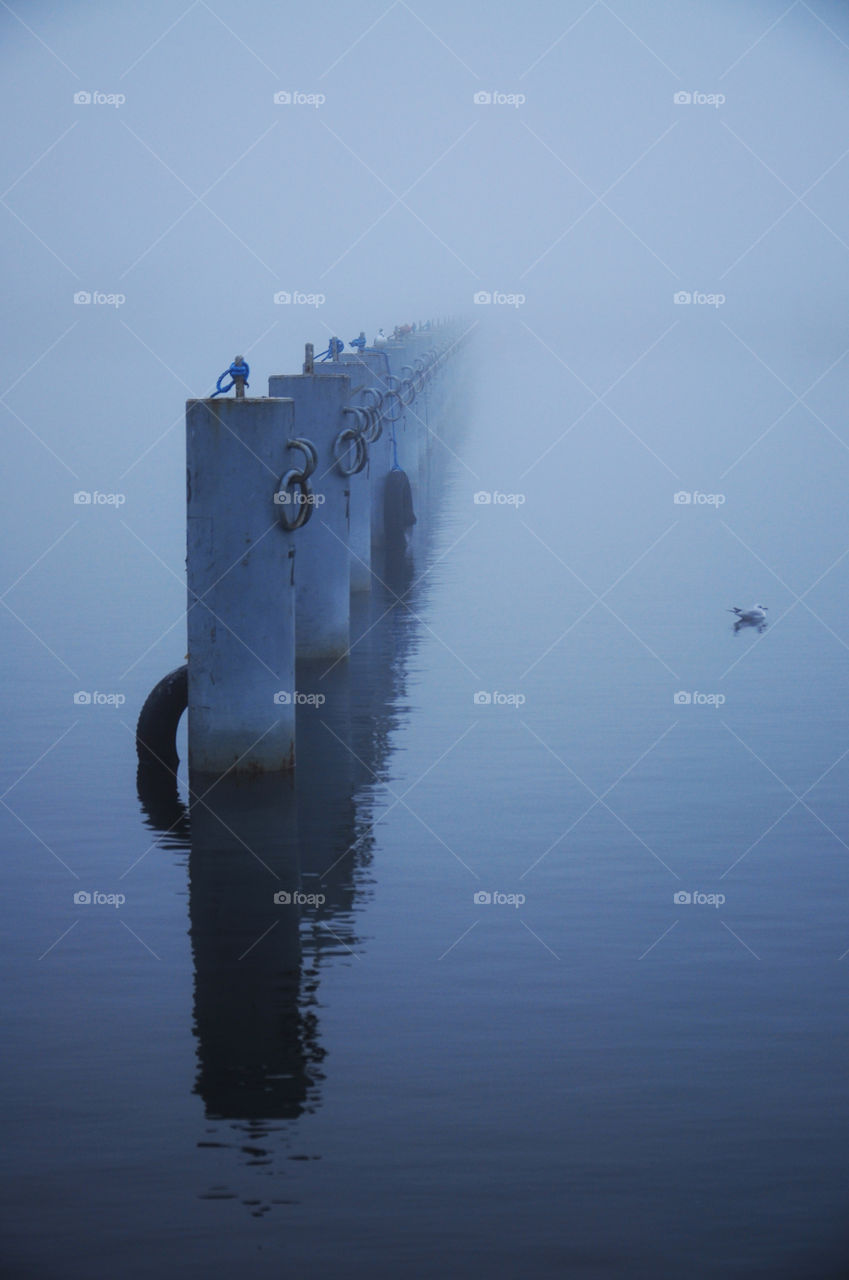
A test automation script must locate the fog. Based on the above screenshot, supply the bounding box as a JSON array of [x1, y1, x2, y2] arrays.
[[4, 2, 849, 1276], [4, 0, 849, 670]]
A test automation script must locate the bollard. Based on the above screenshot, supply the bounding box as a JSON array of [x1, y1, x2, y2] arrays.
[[186, 395, 299, 773], [232, 354, 248, 399], [267, 371, 352, 660]]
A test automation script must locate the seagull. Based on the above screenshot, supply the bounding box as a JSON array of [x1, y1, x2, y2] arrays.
[[728, 603, 768, 634], [374, 328, 387, 346]]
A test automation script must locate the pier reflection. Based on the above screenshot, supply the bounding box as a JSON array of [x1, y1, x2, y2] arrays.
[[188, 771, 321, 1123], [135, 526, 430, 1193]]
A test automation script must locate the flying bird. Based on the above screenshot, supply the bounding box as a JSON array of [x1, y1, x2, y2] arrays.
[[728, 603, 768, 634]]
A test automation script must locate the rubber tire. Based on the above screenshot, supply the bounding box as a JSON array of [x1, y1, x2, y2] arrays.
[[136, 664, 188, 771], [384, 468, 416, 548]]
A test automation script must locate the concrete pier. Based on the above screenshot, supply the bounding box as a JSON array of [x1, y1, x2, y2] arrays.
[[163, 321, 471, 777], [186, 395, 299, 773], [308, 358, 375, 594], [339, 350, 396, 553], [267, 371, 352, 661]]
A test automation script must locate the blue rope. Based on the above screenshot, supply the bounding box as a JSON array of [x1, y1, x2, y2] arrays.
[[349, 334, 366, 350], [210, 359, 249, 397], [316, 337, 344, 362], [390, 424, 401, 471]]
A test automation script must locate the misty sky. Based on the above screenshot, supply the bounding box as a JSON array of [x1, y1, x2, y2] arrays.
[[2, 0, 849, 691]]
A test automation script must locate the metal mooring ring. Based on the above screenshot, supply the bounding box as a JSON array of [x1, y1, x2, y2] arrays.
[[333, 427, 367, 476], [274, 465, 314, 531], [287, 437, 317, 479]]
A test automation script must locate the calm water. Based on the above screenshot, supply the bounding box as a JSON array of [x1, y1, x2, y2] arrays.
[[3, 325, 849, 1278]]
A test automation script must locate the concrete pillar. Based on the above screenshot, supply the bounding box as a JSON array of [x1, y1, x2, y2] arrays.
[[267, 372, 352, 660], [186, 396, 298, 774], [309, 360, 373, 594], [382, 341, 422, 480], [339, 351, 394, 553]]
